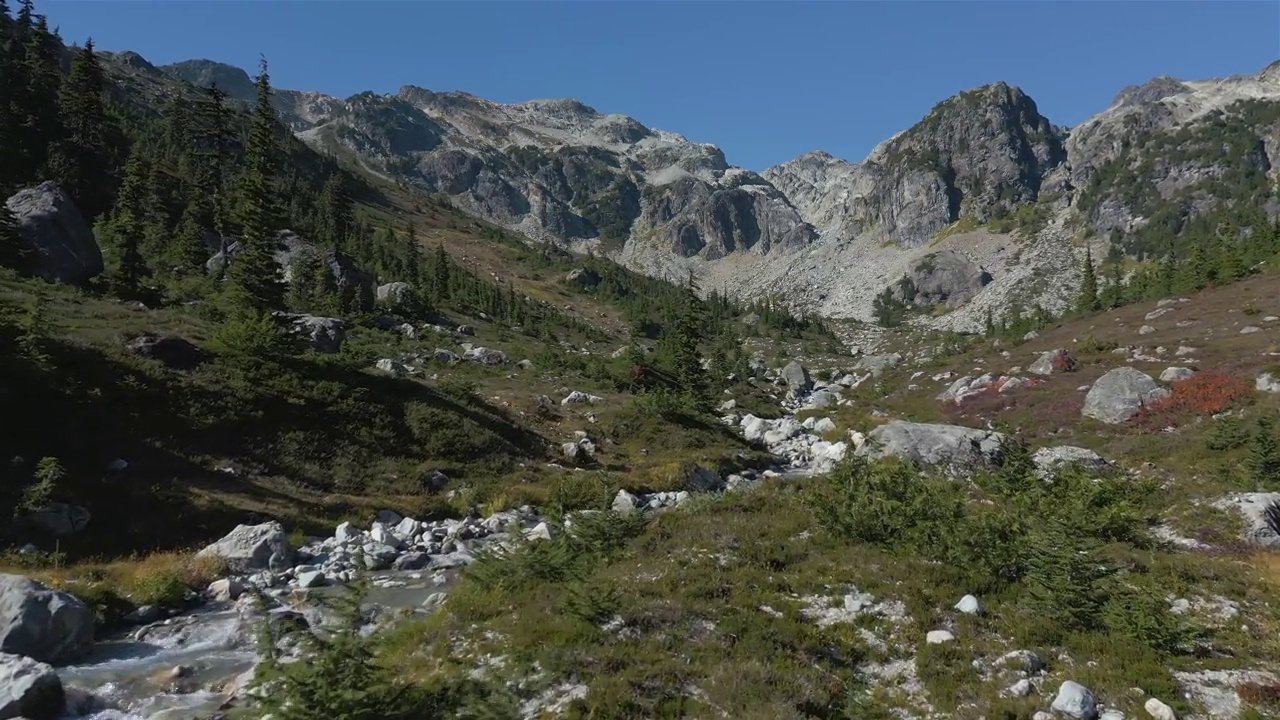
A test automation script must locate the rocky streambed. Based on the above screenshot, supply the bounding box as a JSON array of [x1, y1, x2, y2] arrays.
[[2, 376, 851, 720]]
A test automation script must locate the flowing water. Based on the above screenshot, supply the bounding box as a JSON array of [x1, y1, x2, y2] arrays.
[[54, 570, 456, 720]]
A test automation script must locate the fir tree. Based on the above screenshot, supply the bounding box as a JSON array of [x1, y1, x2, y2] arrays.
[[1100, 261, 1125, 309], [0, 203, 33, 274], [172, 201, 210, 275], [227, 57, 284, 315], [103, 149, 153, 293], [1075, 247, 1100, 314], [16, 14, 62, 185], [433, 244, 450, 301], [403, 221, 420, 283], [1250, 415, 1280, 491], [48, 39, 115, 220]]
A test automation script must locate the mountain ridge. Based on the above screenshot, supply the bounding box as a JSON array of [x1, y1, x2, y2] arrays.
[[156, 55, 1280, 327]]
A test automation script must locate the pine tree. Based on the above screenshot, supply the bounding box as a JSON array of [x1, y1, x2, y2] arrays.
[[1075, 247, 1100, 314], [1250, 415, 1280, 491], [227, 57, 284, 315], [0, 203, 33, 274], [403, 221, 420, 283], [1100, 261, 1125, 309], [1157, 251, 1177, 296], [15, 14, 61, 185], [48, 39, 115, 220], [103, 149, 153, 293], [172, 201, 210, 275], [0, 0, 27, 196], [433, 244, 450, 301]]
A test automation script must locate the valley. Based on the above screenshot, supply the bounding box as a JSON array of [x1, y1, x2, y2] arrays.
[[0, 2, 1279, 719]]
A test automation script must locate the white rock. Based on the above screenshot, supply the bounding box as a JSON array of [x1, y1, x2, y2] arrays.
[[1051, 680, 1099, 719], [925, 630, 955, 644], [525, 522, 553, 541], [1138, 325, 1156, 335], [1143, 697, 1176, 720], [954, 594, 983, 614], [295, 571, 326, 589], [1004, 678, 1032, 698], [207, 578, 245, 602], [1159, 367, 1194, 382], [1241, 326, 1262, 334]]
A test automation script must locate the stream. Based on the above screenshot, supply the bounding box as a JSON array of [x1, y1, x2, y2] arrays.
[[54, 570, 457, 720], [47, 372, 842, 720]]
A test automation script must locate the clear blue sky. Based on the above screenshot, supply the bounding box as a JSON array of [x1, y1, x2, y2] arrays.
[[45, 1, 1280, 171]]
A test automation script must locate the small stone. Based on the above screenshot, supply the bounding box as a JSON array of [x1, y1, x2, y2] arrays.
[[1138, 325, 1155, 335], [1004, 678, 1032, 698], [954, 594, 982, 615], [296, 570, 326, 589], [122, 605, 163, 625], [1241, 326, 1261, 334]]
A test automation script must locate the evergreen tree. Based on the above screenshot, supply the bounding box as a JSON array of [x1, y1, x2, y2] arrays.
[[402, 221, 420, 283], [227, 58, 284, 315], [1075, 247, 1100, 314], [1157, 251, 1177, 296], [0, 203, 33, 274], [1100, 262, 1125, 309], [15, 14, 61, 185], [668, 275, 709, 407], [102, 149, 153, 293], [433, 244, 450, 301], [48, 38, 115, 220], [1250, 415, 1280, 491], [172, 200, 210, 275]]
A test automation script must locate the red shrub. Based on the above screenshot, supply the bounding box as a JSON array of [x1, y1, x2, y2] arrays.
[[1050, 352, 1079, 373], [1134, 373, 1254, 429]]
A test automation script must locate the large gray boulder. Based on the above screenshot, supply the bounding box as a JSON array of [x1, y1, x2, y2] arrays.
[[288, 315, 346, 353], [860, 420, 1006, 474], [1028, 348, 1076, 375], [4, 181, 103, 284], [375, 282, 415, 307], [1082, 368, 1170, 424], [0, 575, 95, 664], [1051, 680, 1099, 720], [23, 503, 91, 537], [195, 521, 293, 574], [856, 353, 902, 376], [780, 361, 812, 393], [0, 653, 64, 720], [902, 250, 992, 309], [1031, 446, 1110, 476]]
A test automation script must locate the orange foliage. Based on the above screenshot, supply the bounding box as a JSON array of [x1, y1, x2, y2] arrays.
[[1134, 372, 1254, 428]]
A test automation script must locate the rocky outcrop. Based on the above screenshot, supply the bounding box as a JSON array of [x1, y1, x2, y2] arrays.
[[288, 315, 346, 353], [0, 575, 96, 664], [4, 182, 103, 284], [1082, 368, 1170, 424], [767, 83, 1065, 248], [860, 420, 1006, 474], [208, 231, 375, 312], [899, 250, 992, 309]]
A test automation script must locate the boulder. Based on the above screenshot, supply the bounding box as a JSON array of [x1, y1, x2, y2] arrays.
[[0, 575, 95, 664], [1257, 373, 1280, 393], [856, 353, 903, 376], [288, 315, 345, 353], [1051, 680, 1099, 720], [1159, 367, 1195, 382], [1214, 493, 1280, 548], [1143, 698, 1176, 720], [207, 578, 245, 602], [686, 466, 723, 492], [375, 282, 415, 307], [565, 268, 601, 288], [1031, 446, 1111, 475], [0, 652, 64, 720], [1028, 349, 1076, 375], [904, 250, 992, 309], [612, 489, 640, 514], [462, 347, 507, 365], [954, 594, 983, 615], [433, 348, 461, 364], [861, 421, 1005, 474], [780, 361, 812, 393], [23, 503, 90, 537], [4, 181, 103, 284], [1082, 368, 1170, 424], [925, 630, 955, 644], [195, 522, 293, 574], [123, 333, 206, 369]]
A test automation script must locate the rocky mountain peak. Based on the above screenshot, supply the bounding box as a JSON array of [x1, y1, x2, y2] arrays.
[[1260, 59, 1280, 84], [1111, 75, 1191, 109], [160, 59, 255, 102]]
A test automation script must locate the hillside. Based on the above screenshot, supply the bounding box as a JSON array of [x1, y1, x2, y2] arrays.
[[1, 4, 1279, 720]]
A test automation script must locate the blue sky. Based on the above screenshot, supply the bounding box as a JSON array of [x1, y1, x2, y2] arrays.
[[46, 1, 1280, 171]]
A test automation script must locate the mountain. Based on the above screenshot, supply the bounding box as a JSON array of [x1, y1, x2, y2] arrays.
[[153, 59, 1280, 329]]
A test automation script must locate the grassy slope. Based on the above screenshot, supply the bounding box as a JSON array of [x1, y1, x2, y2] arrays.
[[370, 273, 1280, 720]]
